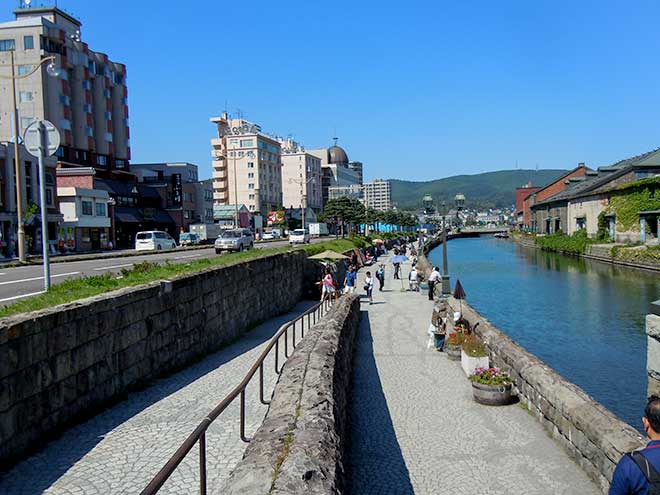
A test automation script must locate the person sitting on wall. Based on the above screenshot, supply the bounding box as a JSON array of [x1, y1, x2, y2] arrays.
[[610, 395, 660, 495]]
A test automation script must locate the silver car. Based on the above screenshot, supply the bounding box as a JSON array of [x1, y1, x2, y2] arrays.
[[215, 229, 254, 253]]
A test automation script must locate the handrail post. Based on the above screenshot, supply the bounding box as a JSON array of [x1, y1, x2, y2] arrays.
[[259, 362, 269, 405], [275, 338, 280, 374], [284, 327, 289, 358], [240, 390, 250, 443], [199, 433, 207, 495], [292, 320, 296, 348]]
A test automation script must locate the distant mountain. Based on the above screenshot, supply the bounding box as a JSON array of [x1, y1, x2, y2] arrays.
[[389, 169, 568, 211]]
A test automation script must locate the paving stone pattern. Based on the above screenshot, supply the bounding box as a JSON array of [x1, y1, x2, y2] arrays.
[[346, 255, 601, 495], [0, 301, 315, 495]]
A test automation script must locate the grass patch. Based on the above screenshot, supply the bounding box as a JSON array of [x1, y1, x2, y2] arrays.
[[0, 239, 358, 318]]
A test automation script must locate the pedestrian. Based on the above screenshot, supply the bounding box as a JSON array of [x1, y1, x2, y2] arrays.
[[610, 395, 660, 495], [351, 252, 359, 270], [408, 266, 419, 292], [364, 270, 374, 305], [376, 264, 385, 291], [344, 265, 357, 294], [393, 262, 401, 280], [427, 266, 441, 301], [320, 268, 335, 302], [429, 298, 448, 351]]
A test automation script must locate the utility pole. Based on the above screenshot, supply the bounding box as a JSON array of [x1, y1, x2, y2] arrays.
[[10, 51, 26, 262]]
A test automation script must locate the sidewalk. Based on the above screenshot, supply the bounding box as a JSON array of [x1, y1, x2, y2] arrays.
[[346, 256, 600, 495], [0, 301, 315, 495]]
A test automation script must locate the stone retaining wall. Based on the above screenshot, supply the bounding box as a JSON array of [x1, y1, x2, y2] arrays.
[[0, 251, 314, 467], [646, 300, 660, 397], [449, 298, 645, 492], [220, 295, 361, 495]]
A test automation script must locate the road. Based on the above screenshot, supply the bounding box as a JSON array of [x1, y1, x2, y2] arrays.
[[0, 238, 325, 305]]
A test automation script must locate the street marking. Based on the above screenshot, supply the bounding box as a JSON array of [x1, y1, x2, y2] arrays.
[[0, 272, 81, 286], [0, 290, 46, 302], [174, 254, 202, 260], [94, 263, 133, 271]]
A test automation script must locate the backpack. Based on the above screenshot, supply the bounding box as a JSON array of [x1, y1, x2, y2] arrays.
[[628, 450, 660, 495]]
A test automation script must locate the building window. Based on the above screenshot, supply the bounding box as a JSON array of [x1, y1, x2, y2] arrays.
[[103, 89, 111, 98], [83, 103, 92, 113], [96, 155, 107, 166], [247, 162, 255, 168], [249, 194, 255, 200], [24, 36, 34, 50], [46, 188, 53, 207], [82, 200, 93, 215], [104, 132, 113, 142], [19, 91, 33, 103], [17, 65, 32, 75], [60, 95, 71, 106], [95, 202, 106, 216], [248, 173, 254, 178], [240, 139, 254, 147], [248, 183, 255, 189], [59, 119, 72, 130], [85, 127, 94, 137], [104, 111, 112, 121], [25, 162, 32, 202], [82, 80, 92, 90], [20, 117, 34, 129], [0, 39, 15, 51], [229, 138, 239, 145], [249, 204, 255, 211]]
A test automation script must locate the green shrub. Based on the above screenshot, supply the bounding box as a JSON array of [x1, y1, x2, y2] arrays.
[[461, 336, 488, 358], [535, 230, 592, 255]]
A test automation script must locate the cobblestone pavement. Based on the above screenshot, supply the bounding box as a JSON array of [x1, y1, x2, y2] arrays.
[[0, 301, 316, 495], [346, 256, 601, 495]]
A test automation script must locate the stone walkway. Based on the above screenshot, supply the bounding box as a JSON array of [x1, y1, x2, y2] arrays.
[[0, 301, 315, 495], [346, 256, 600, 495]]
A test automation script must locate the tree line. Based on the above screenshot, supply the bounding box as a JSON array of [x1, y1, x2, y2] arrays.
[[320, 196, 418, 236]]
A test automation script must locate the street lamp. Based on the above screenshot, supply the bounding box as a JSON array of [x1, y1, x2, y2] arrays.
[[289, 169, 316, 230], [0, 53, 60, 262], [441, 200, 451, 295]]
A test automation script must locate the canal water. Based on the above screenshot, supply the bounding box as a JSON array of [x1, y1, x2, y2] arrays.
[[428, 237, 660, 431]]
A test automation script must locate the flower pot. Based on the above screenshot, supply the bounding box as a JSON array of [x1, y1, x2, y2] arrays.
[[471, 381, 512, 406], [461, 349, 489, 377], [444, 343, 462, 361]]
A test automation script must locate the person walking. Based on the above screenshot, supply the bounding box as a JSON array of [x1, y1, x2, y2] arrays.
[[344, 265, 357, 294], [376, 264, 385, 291], [610, 395, 660, 494], [320, 268, 335, 302], [393, 262, 401, 280], [364, 271, 374, 305], [427, 266, 441, 301], [408, 266, 419, 292]]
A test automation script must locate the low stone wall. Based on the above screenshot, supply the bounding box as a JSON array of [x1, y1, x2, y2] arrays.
[[646, 300, 660, 396], [0, 251, 314, 467], [449, 297, 645, 492], [220, 295, 361, 495]]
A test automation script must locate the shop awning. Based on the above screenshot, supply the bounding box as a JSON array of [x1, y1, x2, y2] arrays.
[[114, 207, 142, 223]]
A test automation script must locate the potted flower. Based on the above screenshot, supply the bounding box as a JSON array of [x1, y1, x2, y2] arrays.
[[469, 367, 513, 406], [460, 336, 489, 377], [444, 331, 466, 361]]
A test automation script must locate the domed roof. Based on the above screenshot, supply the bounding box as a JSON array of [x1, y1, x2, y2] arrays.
[[328, 145, 349, 165]]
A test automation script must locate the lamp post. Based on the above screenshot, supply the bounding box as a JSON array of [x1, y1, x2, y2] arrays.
[[289, 170, 316, 230], [1, 53, 59, 262], [441, 201, 451, 295]]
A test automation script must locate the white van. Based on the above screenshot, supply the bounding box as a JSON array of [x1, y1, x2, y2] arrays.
[[135, 231, 177, 251], [289, 228, 310, 245]]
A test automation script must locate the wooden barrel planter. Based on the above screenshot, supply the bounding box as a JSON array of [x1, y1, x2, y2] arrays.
[[471, 382, 513, 406], [444, 343, 462, 361]]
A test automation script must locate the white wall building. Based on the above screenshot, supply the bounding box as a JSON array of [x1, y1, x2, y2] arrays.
[[363, 179, 392, 210], [279, 138, 322, 211], [57, 186, 110, 251]]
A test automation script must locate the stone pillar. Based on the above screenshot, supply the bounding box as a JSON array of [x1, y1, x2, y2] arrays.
[[646, 300, 660, 397]]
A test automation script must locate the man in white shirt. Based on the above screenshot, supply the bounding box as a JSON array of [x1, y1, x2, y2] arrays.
[[427, 266, 441, 301]]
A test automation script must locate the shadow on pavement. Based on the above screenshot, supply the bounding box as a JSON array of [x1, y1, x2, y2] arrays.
[[345, 311, 414, 495], [0, 300, 316, 494]]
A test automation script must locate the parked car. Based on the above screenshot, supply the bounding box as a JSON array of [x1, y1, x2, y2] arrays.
[[135, 231, 177, 251], [262, 230, 281, 240], [289, 228, 310, 245], [179, 233, 201, 246], [214, 229, 254, 253]]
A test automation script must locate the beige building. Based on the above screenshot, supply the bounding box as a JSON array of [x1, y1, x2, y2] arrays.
[[0, 6, 130, 170], [363, 178, 392, 211], [309, 141, 361, 205], [279, 138, 322, 211], [210, 113, 282, 215]]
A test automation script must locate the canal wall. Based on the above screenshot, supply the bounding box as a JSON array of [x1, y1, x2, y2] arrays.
[[417, 242, 645, 491], [220, 295, 361, 495], [448, 297, 645, 492], [646, 300, 660, 397], [0, 251, 340, 468], [512, 233, 660, 273]]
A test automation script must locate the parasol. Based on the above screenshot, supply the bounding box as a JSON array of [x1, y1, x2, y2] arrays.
[[453, 279, 467, 314], [309, 250, 350, 260]]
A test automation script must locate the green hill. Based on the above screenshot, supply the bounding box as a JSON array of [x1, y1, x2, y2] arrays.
[[389, 169, 568, 210]]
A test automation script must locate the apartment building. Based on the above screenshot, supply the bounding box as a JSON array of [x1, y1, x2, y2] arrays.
[[279, 138, 322, 211], [0, 6, 130, 171], [210, 113, 282, 216], [363, 178, 392, 210]]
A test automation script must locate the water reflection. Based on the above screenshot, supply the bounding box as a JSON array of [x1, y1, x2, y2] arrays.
[[429, 237, 660, 431]]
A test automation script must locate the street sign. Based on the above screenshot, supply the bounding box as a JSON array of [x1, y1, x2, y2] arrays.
[[24, 120, 60, 158]]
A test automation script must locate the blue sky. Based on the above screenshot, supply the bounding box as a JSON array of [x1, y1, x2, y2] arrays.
[[10, 0, 660, 182]]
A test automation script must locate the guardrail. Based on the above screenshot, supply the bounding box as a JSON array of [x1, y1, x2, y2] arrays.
[[140, 298, 334, 495]]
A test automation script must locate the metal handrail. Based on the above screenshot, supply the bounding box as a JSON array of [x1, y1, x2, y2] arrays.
[[141, 298, 334, 495]]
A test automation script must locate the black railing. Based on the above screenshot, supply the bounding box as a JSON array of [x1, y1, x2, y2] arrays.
[[140, 298, 333, 495]]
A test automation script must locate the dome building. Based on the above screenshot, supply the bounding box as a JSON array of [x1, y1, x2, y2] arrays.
[[309, 138, 362, 206]]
